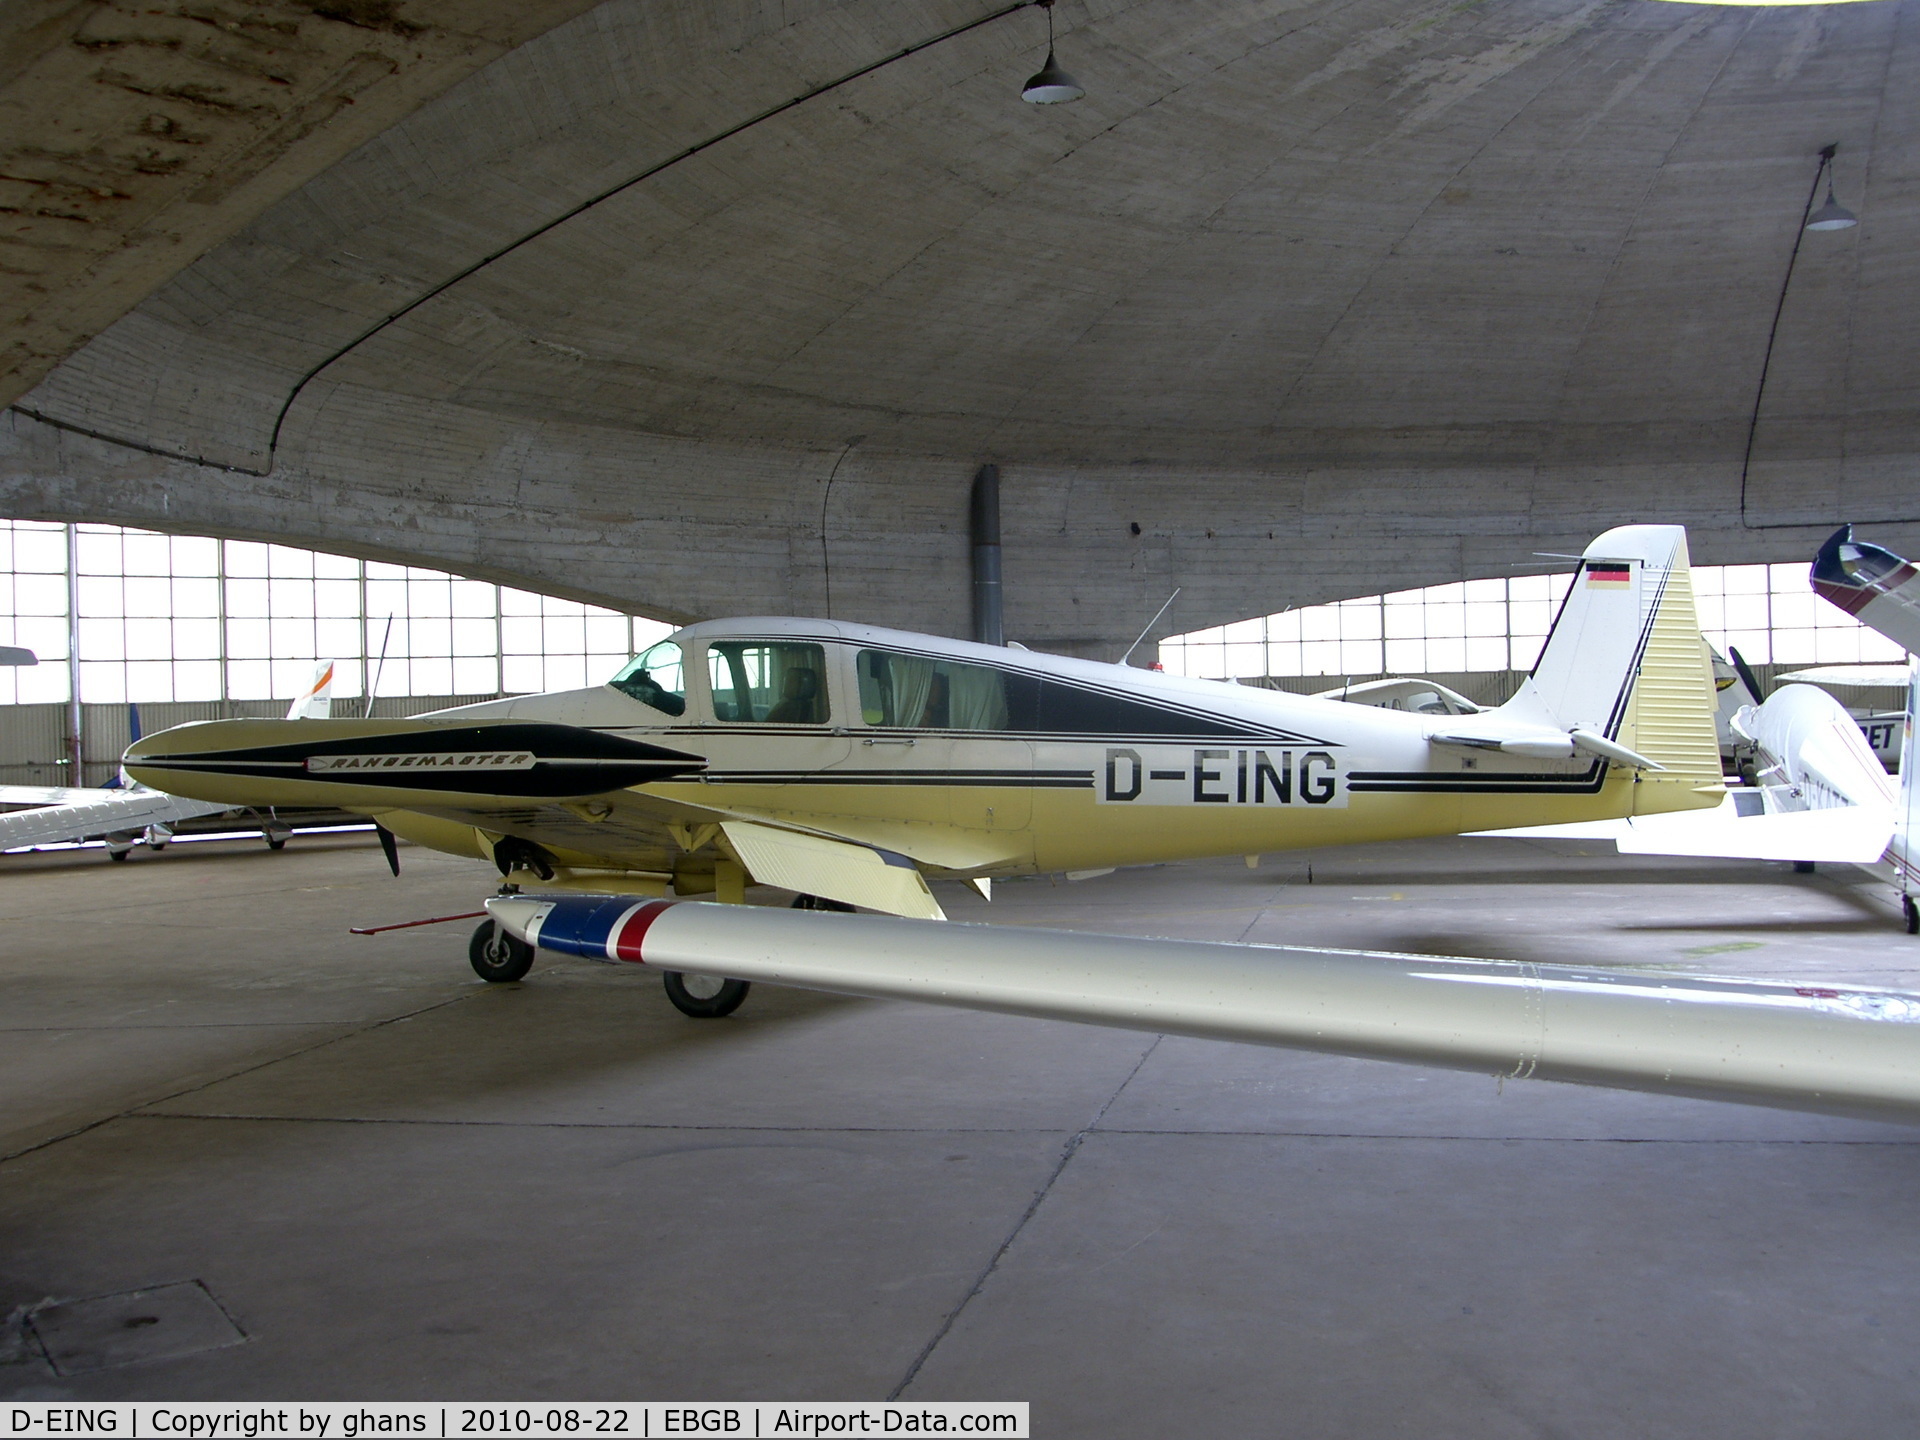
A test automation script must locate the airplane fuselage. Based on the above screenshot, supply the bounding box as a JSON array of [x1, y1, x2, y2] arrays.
[[430, 616, 1647, 879]]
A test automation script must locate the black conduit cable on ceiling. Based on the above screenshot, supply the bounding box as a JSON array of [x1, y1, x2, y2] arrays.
[[1739, 144, 1920, 531], [8, 0, 1041, 478]]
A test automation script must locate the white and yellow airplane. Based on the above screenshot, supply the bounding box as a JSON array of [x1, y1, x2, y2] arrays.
[[126, 525, 1724, 999]]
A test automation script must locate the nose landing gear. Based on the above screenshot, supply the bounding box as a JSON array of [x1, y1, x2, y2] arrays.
[[469, 919, 535, 983]]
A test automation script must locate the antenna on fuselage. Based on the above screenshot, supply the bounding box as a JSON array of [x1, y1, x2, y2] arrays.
[[1118, 587, 1181, 668], [365, 614, 394, 719]]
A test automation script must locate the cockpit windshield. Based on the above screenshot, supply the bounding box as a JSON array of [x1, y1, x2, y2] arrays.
[[609, 640, 686, 716]]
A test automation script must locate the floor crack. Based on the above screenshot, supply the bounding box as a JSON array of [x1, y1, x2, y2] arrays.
[[888, 1035, 1163, 1400]]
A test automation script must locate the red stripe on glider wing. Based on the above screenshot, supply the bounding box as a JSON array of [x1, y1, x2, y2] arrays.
[[610, 900, 677, 964]]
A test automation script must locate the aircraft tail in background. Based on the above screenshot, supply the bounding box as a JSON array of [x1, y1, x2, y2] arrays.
[[286, 661, 336, 721]]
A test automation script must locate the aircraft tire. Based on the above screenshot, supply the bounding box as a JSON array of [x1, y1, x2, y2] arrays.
[[469, 920, 534, 983], [791, 894, 856, 912], [1904, 895, 1918, 936], [266, 837, 287, 851], [107, 850, 129, 862], [662, 971, 750, 1018]]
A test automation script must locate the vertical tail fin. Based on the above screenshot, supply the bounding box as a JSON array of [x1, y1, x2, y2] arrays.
[[1502, 525, 1722, 815], [286, 661, 335, 721]]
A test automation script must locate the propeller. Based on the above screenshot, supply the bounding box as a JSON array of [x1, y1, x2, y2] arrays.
[[374, 824, 400, 877], [1727, 645, 1766, 705]]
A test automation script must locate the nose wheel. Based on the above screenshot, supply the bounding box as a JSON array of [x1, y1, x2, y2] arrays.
[[469, 919, 534, 982], [663, 971, 750, 1018], [1903, 895, 1918, 936]]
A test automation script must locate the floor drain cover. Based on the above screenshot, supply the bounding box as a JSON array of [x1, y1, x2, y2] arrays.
[[28, 1282, 246, 1375]]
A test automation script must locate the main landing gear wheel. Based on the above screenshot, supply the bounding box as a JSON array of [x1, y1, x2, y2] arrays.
[[791, 894, 855, 912], [1904, 895, 1919, 936], [663, 971, 750, 1018], [469, 920, 534, 983]]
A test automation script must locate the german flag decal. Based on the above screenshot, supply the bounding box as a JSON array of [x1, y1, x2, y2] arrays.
[[1585, 562, 1632, 589]]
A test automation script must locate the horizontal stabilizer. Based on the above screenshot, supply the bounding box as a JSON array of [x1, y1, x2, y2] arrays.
[[1427, 719, 1664, 769], [720, 820, 946, 921], [1472, 796, 1894, 864]]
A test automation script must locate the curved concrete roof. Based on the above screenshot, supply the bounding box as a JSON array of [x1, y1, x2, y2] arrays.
[[5, 0, 1919, 653], [0, 0, 602, 408]]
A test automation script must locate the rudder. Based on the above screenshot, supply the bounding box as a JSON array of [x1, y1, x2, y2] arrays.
[[1503, 525, 1722, 816]]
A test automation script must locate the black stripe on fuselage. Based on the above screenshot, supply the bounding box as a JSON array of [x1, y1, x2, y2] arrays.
[[700, 769, 1096, 789], [1347, 758, 1609, 795]]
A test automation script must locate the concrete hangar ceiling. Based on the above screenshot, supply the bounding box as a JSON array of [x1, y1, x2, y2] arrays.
[[2, 0, 1917, 656]]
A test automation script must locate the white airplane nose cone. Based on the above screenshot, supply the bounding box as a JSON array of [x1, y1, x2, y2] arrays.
[[484, 895, 551, 946]]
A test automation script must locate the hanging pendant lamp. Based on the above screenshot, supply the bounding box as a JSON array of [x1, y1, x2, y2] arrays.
[[1021, 1, 1084, 103], [1806, 144, 1859, 231]]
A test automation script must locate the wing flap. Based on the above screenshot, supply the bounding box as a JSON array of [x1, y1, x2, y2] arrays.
[[720, 820, 946, 921]]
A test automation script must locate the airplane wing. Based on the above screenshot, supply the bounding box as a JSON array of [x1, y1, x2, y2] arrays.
[[1812, 525, 1920, 654], [0, 786, 234, 851], [0, 785, 108, 807], [489, 897, 1920, 1125]]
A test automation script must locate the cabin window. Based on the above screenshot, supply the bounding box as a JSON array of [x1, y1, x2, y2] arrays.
[[708, 642, 830, 723], [1029, 678, 1275, 738], [856, 650, 1010, 730], [609, 640, 686, 716]]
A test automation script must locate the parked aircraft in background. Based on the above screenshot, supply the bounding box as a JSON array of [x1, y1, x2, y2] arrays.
[[1771, 664, 1905, 771], [1312, 676, 1483, 717], [0, 662, 337, 860]]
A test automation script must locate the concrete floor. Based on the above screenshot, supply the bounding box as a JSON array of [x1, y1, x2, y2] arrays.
[[4, 832, 1920, 1432]]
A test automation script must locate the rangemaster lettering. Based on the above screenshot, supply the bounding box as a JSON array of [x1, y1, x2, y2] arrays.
[[306, 751, 538, 773]]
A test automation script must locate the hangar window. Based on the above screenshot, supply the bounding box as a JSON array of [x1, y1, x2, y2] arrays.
[[1160, 564, 1904, 685], [609, 641, 685, 715], [856, 651, 1010, 729], [0, 519, 676, 786], [708, 642, 829, 724]]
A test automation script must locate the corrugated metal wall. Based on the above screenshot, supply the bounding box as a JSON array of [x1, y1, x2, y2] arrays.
[[0, 694, 505, 786]]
